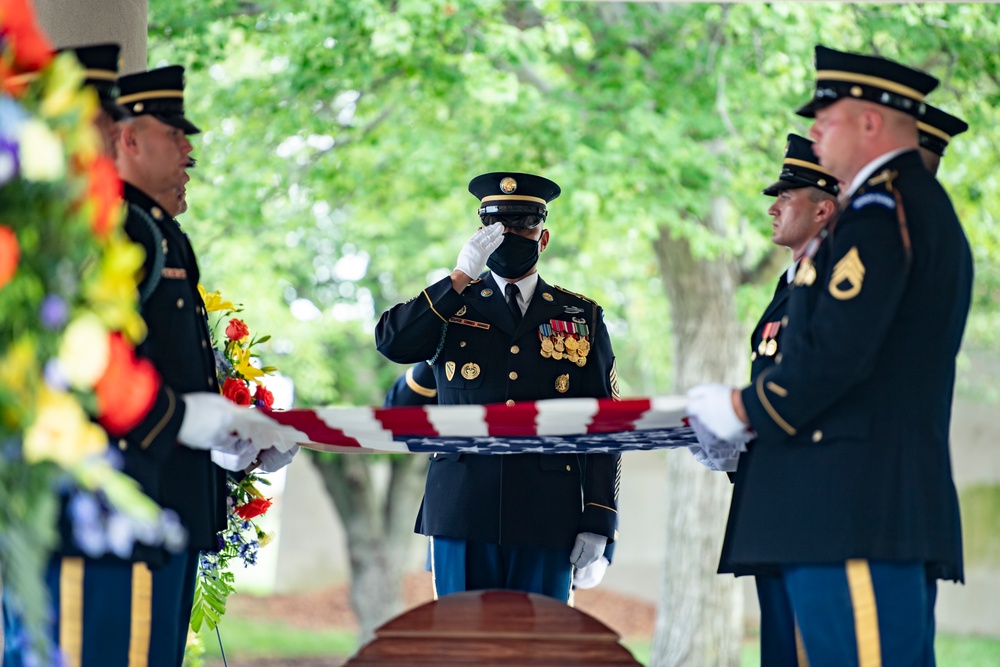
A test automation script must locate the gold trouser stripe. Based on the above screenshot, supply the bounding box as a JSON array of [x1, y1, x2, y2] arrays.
[[128, 563, 153, 667], [794, 618, 810, 667], [846, 559, 882, 667], [429, 537, 439, 601], [405, 366, 437, 398], [59, 558, 85, 667]]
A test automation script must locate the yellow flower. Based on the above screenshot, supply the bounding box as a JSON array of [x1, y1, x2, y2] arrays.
[[59, 313, 110, 389], [233, 345, 264, 380], [258, 532, 274, 548], [198, 285, 235, 313], [23, 387, 107, 467], [17, 119, 66, 182], [84, 233, 147, 343]]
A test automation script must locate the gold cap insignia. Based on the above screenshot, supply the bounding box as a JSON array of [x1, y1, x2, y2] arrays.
[[500, 177, 517, 194]]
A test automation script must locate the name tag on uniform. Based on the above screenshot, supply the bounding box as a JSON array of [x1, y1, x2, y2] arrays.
[[161, 267, 187, 279], [449, 317, 490, 330]]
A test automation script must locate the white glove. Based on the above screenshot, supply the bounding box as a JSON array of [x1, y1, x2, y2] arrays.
[[573, 556, 610, 589], [228, 408, 297, 453], [211, 438, 259, 472], [686, 383, 749, 443], [255, 445, 299, 472], [569, 531, 607, 569], [178, 393, 247, 451], [454, 224, 504, 279]]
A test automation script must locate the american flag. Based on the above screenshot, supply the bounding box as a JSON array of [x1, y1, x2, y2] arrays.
[[264, 396, 700, 455]]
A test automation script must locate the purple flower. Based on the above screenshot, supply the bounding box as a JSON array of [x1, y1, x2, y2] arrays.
[[106, 513, 135, 558], [0, 135, 18, 186], [43, 359, 70, 390], [39, 294, 69, 330], [69, 493, 107, 557]]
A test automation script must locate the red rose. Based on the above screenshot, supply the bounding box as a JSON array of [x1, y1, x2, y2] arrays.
[[222, 377, 253, 406], [225, 318, 250, 341], [235, 497, 272, 521], [86, 155, 123, 238], [254, 384, 274, 409], [0, 225, 19, 289], [96, 332, 161, 436]]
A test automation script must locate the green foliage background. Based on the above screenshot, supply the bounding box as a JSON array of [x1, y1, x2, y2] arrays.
[[146, 1, 1000, 407]]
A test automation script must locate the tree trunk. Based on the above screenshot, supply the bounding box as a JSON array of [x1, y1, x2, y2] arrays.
[[649, 200, 745, 667], [310, 453, 428, 644]]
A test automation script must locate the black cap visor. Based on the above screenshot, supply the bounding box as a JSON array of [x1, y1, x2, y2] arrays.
[[154, 114, 201, 135]]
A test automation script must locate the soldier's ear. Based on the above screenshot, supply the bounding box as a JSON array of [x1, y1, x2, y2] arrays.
[[539, 228, 550, 252]]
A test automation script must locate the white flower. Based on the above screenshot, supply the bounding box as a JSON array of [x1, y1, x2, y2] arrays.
[[59, 313, 110, 389], [17, 119, 65, 182]]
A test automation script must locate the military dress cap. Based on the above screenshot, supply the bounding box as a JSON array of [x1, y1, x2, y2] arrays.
[[469, 172, 561, 228], [60, 43, 128, 120], [796, 45, 939, 119], [918, 104, 968, 157], [763, 134, 839, 197], [117, 65, 200, 135]]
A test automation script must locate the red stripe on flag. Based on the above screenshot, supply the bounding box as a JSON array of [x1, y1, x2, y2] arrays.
[[484, 401, 540, 436], [587, 397, 653, 433], [374, 405, 440, 437], [266, 409, 364, 448]]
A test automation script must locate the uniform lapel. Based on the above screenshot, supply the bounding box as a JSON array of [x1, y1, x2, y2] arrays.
[[466, 274, 516, 335], [520, 276, 563, 337], [752, 272, 791, 339]]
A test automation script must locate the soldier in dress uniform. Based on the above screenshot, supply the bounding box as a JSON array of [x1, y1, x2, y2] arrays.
[[707, 134, 839, 665], [375, 172, 620, 602], [688, 45, 973, 666], [917, 103, 968, 176]]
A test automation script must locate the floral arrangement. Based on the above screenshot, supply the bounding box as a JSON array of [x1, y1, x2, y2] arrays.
[[189, 286, 278, 633], [1, 0, 176, 658]]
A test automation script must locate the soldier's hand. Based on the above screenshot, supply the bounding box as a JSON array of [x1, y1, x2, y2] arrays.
[[686, 383, 749, 443], [573, 556, 610, 589], [178, 392, 246, 450], [255, 445, 300, 472], [570, 531, 607, 569], [454, 223, 504, 280]]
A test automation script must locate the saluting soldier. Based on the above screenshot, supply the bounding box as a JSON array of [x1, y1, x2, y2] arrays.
[[375, 172, 620, 602], [688, 45, 973, 666]]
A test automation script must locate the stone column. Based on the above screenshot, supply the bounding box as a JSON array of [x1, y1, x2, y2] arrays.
[[34, 0, 147, 74]]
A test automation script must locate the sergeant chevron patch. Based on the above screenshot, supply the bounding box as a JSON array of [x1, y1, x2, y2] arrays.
[[829, 247, 866, 300]]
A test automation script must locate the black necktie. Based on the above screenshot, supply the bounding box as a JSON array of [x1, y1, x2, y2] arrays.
[[505, 283, 522, 326]]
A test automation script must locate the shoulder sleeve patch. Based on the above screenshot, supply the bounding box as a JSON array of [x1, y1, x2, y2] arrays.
[[851, 192, 896, 211]]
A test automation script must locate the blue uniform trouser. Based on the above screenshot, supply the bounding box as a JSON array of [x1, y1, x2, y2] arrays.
[[3, 551, 198, 667], [756, 560, 938, 667], [430, 537, 573, 602]]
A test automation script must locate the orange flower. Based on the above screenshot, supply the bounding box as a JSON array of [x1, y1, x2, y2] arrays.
[[95, 332, 161, 436], [0, 0, 55, 73], [222, 377, 253, 406], [225, 318, 250, 341], [0, 224, 20, 289], [86, 155, 123, 238]]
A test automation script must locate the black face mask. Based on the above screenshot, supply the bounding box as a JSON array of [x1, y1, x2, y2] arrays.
[[487, 232, 540, 279]]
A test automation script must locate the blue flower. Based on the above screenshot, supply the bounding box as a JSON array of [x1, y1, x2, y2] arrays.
[[39, 294, 69, 330], [68, 493, 107, 557]]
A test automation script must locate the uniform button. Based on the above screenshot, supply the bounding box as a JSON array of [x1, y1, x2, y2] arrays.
[[510, 345, 520, 354], [505, 399, 515, 407], [812, 430, 823, 443], [508, 371, 518, 380], [460, 341, 467, 347], [781, 316, 789, 327], [207, 376, 214, 386], [176, 298, 184, 309], [565, 465, 572, 472], [118, 439, 128, 451], [151, 206, 163, 220], [775, 353, 783, 364], [202, 340, 208, 348]]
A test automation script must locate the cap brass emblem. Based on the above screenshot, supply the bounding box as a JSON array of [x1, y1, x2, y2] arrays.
[[500, 177, 517, 194]]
